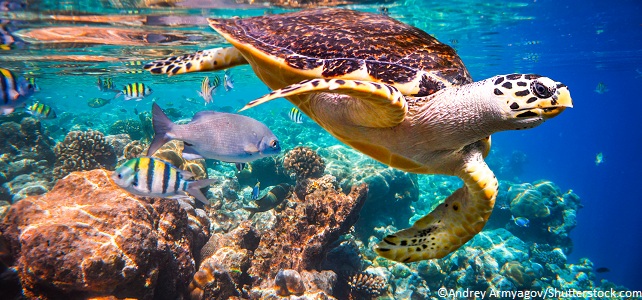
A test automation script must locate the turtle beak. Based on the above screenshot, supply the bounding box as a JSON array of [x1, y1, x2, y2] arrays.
[[540, 85, 572, 119]]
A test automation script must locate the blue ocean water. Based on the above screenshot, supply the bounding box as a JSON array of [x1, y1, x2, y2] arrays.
[[1, 0, 641, 296]]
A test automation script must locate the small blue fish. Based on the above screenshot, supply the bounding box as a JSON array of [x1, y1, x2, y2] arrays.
[[112, 157, 216, 204], [115, 82, 153, 101], [223, 70, 234, 92], [595, 82, 608, 94], [1, 68, 35, 115], [288, 107, 303, 123], [252, 181, 260, 200], [27, 102, 56, 119], [511, 216, 530, 228]]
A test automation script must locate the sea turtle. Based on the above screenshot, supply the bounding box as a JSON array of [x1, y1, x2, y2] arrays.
[[144, 8, 572, 262]]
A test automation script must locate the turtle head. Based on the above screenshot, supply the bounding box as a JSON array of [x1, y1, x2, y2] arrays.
[[491, 74, 572, 129]]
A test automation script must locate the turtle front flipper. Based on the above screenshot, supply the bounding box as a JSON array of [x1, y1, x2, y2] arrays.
[[375, 141, 498, 262], [144, 47, 247, 76], [241, 79, 408, 128]]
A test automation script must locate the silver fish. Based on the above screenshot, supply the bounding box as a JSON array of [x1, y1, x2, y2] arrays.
[[147, 103, 281, 165]]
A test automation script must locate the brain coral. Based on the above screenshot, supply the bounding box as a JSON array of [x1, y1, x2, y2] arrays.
[[53, 130, 117, 179], [283, 146, 326, 180]]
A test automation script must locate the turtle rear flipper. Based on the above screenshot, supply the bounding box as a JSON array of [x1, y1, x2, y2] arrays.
[[144, 47, 248, 76], [241, 78, 408, 128], [375, 141, 498, 262]]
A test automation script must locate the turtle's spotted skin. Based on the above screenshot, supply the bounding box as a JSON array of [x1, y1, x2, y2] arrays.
[[144, 8, 573, 263]]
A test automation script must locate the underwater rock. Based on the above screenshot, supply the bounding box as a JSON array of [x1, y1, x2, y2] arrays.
[[0, 169, 210, 299], [283, 146, 326, 181], [2, 173, 52, 202], [0, 117, 56, 197], [53, 130, 117, 179], [151, 140, 208, 180]]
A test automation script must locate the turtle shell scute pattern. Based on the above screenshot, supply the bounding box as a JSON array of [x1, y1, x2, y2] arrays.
[[211, 8, 471, 95]]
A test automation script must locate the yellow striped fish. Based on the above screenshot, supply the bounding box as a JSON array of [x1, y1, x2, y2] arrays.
[[27, 102, 56, 119], [96, 77, 116, 92], [111, 157, 216, 204], [197, 76, 216, 104], [115, 82, 153, 101], [1, 68, 35, 115], [288, 107, 303, 123], [26, 77, 40, 92]]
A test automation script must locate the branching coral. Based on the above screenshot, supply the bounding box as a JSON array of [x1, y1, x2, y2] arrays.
[[53, 130, 117, 179], [348, 272, 387, 299], [282, 146, 325, 180]]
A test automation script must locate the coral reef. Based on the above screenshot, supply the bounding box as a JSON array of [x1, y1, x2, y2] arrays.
[[151, 140, 207, 180], [283, 146, 326, 181], [0, 169, 210, 299], [122, 140, 145, 160], [491, 180, 582, 253], [347, 272, 387, 299], [107, 118, 144, 141], [320, 145, 419, 237], [0, 117, 56, 201], [195, 177, 367, 298], [52, 130, 117, 179]]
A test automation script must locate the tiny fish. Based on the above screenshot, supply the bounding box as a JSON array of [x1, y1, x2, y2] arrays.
[[197, 76, 216, 104], [27, 102, 56, 119], [25, 77, 40, 92], [223, 70, 234, 91], [112, 157, 216, 205], [498, 202, 509, 210], [251, 181, 260, 200], [115, 82, 153, 101], [243, 183, 291, 217], [595, 267, 610, 273], [288, 107, 303, 123], [1, 68, 35, 115], [511, 216, 530, 228], [595, 82, 608, 94], [87, 97, 111, 108], [378, 6, 389, 16], [96, 77, 116, 92], [595, 152, 604, 166], [147, 103, 281, 166]]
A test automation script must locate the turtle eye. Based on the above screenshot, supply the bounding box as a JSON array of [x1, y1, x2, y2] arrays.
[[532, 81, 552, 98]]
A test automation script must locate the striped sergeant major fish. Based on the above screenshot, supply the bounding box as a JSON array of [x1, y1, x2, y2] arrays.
[[288, 107, 303, 123], [27, 102, 56, 119], [115, 82, 153, 101], [26, 77, 40, 92], [111, 157, 216, 205], [96, 77, 116, 92], [197, 76, 218, 104], [1, 68, 35, 115]]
